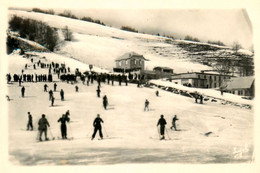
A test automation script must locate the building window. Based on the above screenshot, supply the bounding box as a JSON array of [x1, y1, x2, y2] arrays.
[[126, 60, 128, 65], [204, 75, 206, 79], [198, 75, 200, 79], [119, 61, 122, 66], [134, 60, 137, 65]]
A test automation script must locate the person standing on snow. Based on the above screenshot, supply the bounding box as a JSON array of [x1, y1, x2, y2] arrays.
[[21, 86, 25, 97], [170, 115, 179, 131], [156, 90, 159, 97], [57, 114, 70, 139], [27, 112, 33, 131], [91, 114, 104, 140], [38, 114, 50, 141], [157, 115, 167, 140], [75, 85, 79, 92], [96, 87, 101, 98], [51, 96, 55, 106], [103, 95, 108, 110], [54, 83, 57, 92], [144, 99, 149, 111], [60, 89, 64, 101], [49, 89, 53, 100], [44, 84, 48, 92]]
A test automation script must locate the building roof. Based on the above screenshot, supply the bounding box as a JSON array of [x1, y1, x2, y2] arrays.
[[153, 66, 173, 70], [172, 72, 232, 77], [221, 76, 254, 90], [115, 52, 148, 61]]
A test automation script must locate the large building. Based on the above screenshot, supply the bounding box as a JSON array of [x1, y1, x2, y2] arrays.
[[114, 52, 148, 72], [220, 76, 255, 97], [170, 71, 232, 88]]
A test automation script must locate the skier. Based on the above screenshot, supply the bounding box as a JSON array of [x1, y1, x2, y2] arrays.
[[21, 86, 25, 97], [96, 87, 101, 98], [156, 90, 159, 97], [170, 115, 179, 131], [103, 95, 108, 110], [27, 112, 33, 131], [60, 89, 64, 101], [157, 115, 167, 140], [54, 83, 57, 92], [75, 85, 79, 92], [144, 99, 149, 111], [91, 114, 104, 140], [44, 84, 48, 92], [38, 114, 50, 141], [51, 96, 55, 106], [49, 89, 53, 100], [57, 114, 70, 139]]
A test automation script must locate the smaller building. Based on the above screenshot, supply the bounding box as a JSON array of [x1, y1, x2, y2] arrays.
[[220, 76, 255, 97], [170, 72, 232, 88], [114, 52, 148, 72], [153, 66, 174, 74]]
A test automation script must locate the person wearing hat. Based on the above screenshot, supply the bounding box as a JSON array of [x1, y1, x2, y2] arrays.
[[27, 112, 33, 131], [38, 114, 50, 141], [157, 115, 167, 140], [91, 114, 104, 140]]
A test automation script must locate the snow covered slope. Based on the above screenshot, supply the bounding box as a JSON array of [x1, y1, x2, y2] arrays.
[[8, 10, 214, 73]]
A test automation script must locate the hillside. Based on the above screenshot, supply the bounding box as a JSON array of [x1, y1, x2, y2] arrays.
[[8, 10, 254, 75]]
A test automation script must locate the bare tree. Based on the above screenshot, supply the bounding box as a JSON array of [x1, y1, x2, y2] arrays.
[[63, 26, 73, 41], [232, 41, 242, 54]]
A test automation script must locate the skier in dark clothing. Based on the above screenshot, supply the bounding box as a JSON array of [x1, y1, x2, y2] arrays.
[[103, 95, 108, 110], [58, 114, 70, 139], [170, 115, 179, 131], [60, 89, 64, 101], [44, 84, 48, 92], [21, 86, 25, 97], [38, 114, 50, 141], [27, 112, 33, 131], [75, 85, 79, 92], [54, 83, 57, 92], [156, 90, 159, 96], [157, 115, 167, 140], [49, 90, 53, 100], [92, 114, 104, 140], [96, 87, 101, 98], [144, 99, 149, 111], [51, 96, 55, 106]]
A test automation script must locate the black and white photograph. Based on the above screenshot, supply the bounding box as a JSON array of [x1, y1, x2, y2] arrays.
[[0, 0, 259, 172]]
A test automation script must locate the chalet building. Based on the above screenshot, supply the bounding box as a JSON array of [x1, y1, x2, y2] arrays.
[[221, 76, 255, 97], [153, 67, 174, 74], [170, 72, 232, 88], [114, 52, 148, 72]]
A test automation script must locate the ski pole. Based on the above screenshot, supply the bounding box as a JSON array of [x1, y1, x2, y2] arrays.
[[157, 126, 161, 139], [68, 122, 74, 139], [165, 128, 171, 140], [48, 126, 55, 140], [103, 124, 109, 137]]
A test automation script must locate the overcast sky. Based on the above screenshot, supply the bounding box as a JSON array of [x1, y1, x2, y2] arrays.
[[56, 9, 253, 50]]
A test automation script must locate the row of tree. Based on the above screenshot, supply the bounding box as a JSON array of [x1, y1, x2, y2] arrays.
[[9, 15, 58, 51]]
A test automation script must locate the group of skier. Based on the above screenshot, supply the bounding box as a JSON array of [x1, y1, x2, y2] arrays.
[[27, 110, 106, 141]]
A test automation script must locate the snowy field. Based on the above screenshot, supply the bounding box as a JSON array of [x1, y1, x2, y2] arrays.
[[6, 53, 254, 165]]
